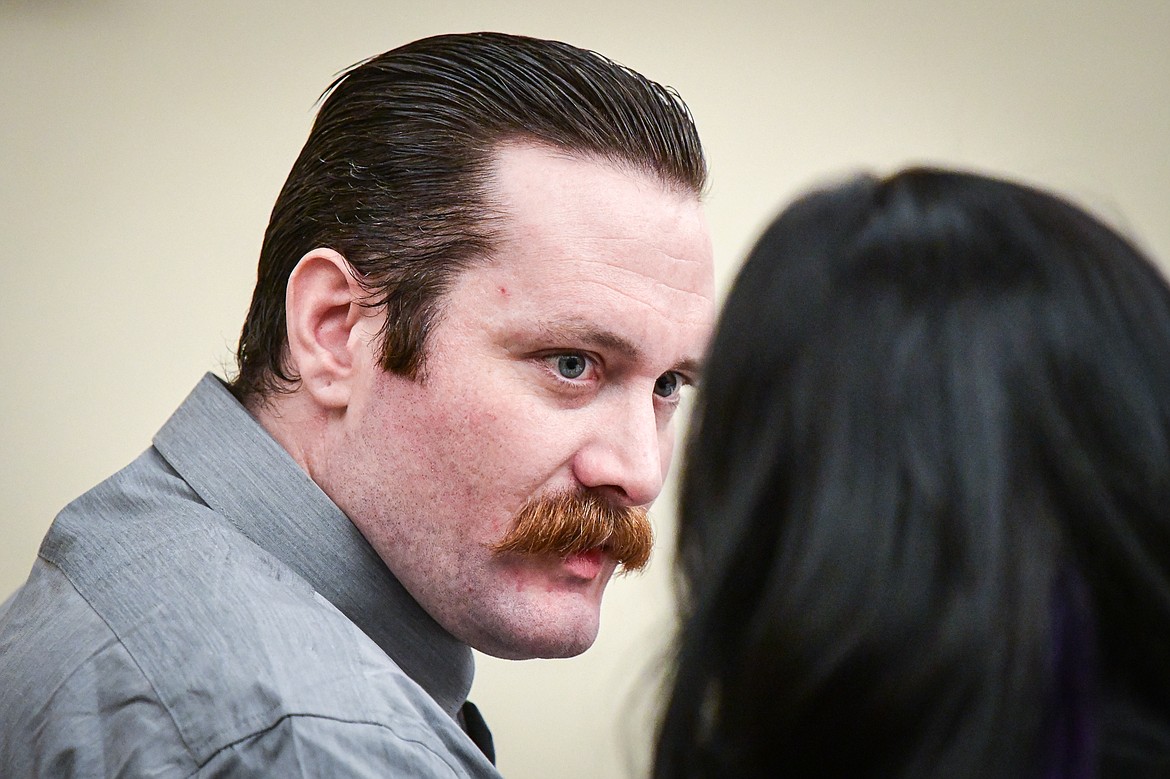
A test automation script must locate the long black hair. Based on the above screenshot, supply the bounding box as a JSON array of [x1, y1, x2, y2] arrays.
[[655, 169, 1170, 777]]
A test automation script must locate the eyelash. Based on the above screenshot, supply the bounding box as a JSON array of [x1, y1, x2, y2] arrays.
[[538, 352, 692, 405]]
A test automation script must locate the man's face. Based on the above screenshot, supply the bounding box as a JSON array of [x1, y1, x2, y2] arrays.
[[324, 144, 714, 659]]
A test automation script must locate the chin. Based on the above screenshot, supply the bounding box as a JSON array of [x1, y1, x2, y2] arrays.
[[527, 628, 598, 660], [460, 557, 614, 659], [487, 631, 598, 661], [475, 603, 603, 660]]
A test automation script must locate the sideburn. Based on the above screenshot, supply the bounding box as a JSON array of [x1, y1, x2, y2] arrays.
[[491, 491, 653, 571]]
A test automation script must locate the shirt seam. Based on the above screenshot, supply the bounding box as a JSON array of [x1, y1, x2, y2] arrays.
[[35, 554, 200, 764], [189, 712, 466, 778]]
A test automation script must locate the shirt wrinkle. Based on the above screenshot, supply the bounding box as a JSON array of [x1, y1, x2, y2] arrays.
[[193, 713, 465, 778], [0, 373, 501, 777], [30, 556, 197, 761]]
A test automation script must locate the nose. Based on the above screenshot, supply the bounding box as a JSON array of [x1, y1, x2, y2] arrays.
[[571, 395, 668, 507]]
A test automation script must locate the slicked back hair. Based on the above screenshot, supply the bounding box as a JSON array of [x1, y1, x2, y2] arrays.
[[656, 169, 1170, 777], [230, 32, 706, 403]]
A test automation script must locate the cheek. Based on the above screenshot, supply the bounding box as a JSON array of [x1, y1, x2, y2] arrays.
[[422, 398, 533, 498], [421, 358, 590, 497], [446, 394, 584, 504]]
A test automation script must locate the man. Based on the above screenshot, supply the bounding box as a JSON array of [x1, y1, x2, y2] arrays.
[[0, 32, 714, 776]]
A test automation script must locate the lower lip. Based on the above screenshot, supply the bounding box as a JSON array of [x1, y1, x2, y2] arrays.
[[562, 549, 606, 580]]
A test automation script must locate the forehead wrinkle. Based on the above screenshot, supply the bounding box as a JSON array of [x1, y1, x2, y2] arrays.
[[594, 233, 710, 263], [527, 248, 713, 303], [576, 273, 714, 325], [493, 188, 709, 275], [559, 235, 713, 292]]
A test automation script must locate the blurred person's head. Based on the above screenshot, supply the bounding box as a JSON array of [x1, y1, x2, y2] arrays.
[[656, 168, 1170, 777]]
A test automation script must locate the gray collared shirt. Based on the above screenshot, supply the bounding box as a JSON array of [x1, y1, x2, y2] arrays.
[[0, 374, 502, 777]]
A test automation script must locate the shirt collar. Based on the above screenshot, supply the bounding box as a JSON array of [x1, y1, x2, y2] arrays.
[[152, 373, 475, 718]]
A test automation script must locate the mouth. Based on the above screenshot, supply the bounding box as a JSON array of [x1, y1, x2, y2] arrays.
[[561, 547, 608, 580]]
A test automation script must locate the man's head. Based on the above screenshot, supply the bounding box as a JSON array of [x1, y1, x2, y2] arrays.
[[235, 33, 715, 660], [233, 31, 707, 401]]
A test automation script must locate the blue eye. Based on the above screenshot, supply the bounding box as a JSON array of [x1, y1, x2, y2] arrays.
[[654, 372, 680, 398], [556, 354, 587, 379]]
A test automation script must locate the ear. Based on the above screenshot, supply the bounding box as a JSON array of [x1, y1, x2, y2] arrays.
[[284, 248, 371, 410]]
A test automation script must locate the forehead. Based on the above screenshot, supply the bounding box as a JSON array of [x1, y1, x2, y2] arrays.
[[480, 144, 714, 318]]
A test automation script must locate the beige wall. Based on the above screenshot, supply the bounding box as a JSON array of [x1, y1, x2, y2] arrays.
[[2, 1, 1167, 776]]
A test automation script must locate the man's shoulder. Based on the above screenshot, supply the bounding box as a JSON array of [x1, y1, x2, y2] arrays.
[[36, 445, 328, 663], [0, 449, 495, 775]]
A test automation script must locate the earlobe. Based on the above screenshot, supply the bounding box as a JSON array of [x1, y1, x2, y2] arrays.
[[285, 248, 369, 410]]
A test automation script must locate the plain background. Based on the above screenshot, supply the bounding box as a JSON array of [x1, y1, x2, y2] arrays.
[[2, 2, 1168, 777]]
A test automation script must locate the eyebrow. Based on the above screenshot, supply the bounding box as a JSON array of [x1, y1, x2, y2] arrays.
[[534, 321, 704, 376]]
